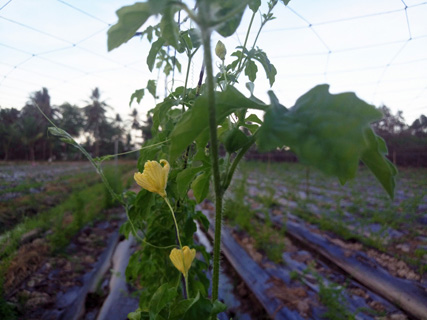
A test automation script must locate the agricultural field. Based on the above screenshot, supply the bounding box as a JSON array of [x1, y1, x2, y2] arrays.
[[0, 161, 135, 319], [0, 160, 426, 320], [208, 161, 427, 319]]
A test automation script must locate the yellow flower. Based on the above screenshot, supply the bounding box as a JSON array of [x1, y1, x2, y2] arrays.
[[169, 246, 196, 277], [134, 159, 170, 197]]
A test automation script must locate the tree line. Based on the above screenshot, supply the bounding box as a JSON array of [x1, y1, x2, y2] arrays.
[[0, 87, 152, 161], [0, 88, 425, 166]]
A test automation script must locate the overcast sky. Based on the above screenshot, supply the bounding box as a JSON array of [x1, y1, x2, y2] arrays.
[[0, 0, 426, 124]]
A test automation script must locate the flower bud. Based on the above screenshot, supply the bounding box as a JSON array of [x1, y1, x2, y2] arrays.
[[215, 40, 227, 61]]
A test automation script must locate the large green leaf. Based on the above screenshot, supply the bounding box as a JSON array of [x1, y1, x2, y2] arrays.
[[108, 1, 174, 51], [108, 3, 152, 51], [258, 85, 385, 185], [169, 293, 200, 320], [361, 128, 397, 198], [169, 86, 266, 160], [149, 283, 177, 319]]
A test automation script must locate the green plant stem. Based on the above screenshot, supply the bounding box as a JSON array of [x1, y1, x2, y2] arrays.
[[164, 197, 183, 249], [223, 135, 256, 191], [185, 275, 190, 298], [182, 48, 199, 111], [201, 23, 223, 303], [236, 10, 256, 72]]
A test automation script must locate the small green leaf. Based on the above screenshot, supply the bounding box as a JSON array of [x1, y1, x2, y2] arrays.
[[281, 0, 291, 5], [177, 167, 205, 198], [149, 283, 177, 318], [108, 3, 152, 51], [223, 128, 249, 153], [211, 299, 227, 315], [245, 113, 263, 124], [245, 60, 258, 82], [147, 80, 157, 99], [361, 128, 397, 199], [160, 6, 179, 48], [152, 98, 177, 133], [258, 85, 383, 184], [253, 50, 277, 87], [214, 1, 247, 37], [191, 171, 211, 203], [195, 211, 210, 230], [147, 38, 165, 71], [129, 89, 145, 106], [249, 0, 261, 12], [128, 308, 144, 320]]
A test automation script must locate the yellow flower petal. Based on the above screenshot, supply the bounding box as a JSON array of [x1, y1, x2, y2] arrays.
[[169, 246, 196, 277], [134, 159, 170, 197]]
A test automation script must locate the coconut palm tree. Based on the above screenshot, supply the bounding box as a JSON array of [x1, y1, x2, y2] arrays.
[[84, 88, 110, 157]]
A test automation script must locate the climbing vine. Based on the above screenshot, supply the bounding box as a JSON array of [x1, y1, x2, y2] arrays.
[[50, 0, 397, 318]]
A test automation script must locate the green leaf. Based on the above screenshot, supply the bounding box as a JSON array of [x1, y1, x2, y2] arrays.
[[149, 283, 177, 318], [128, 308, 144, 320], [176, 167, 205, 198], [152, 100, 173, 133], [170, 292, 200, 320], [281, 0, 291, 5], [135, 189, 155, 221], [223, 128, 249, 153], [160, 6, 179, 48], [249, 0, 261, 12], [253, 50, 276, 87], [169, 86, 266, 160], [188, 28, 202, 48], [211, 300, 227, 315], [182, 295, 213, 320], [214, 1, 247, 37], [195, 211, 210, 230], [245, 113, 263, 124], [361, 128, 397, 199], [108, 3, 152, 51], [191, 170, 211, 203], [130, 89, 145, 106], [147, 38, 165, 72], [147, 0, 170, 14], [245, 60, 258, 82], [257, 85, 383, 184], [147, 80, 157, 99]]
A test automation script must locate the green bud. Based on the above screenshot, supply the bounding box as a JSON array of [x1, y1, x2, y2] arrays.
[[215, 40, 227, 61]]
